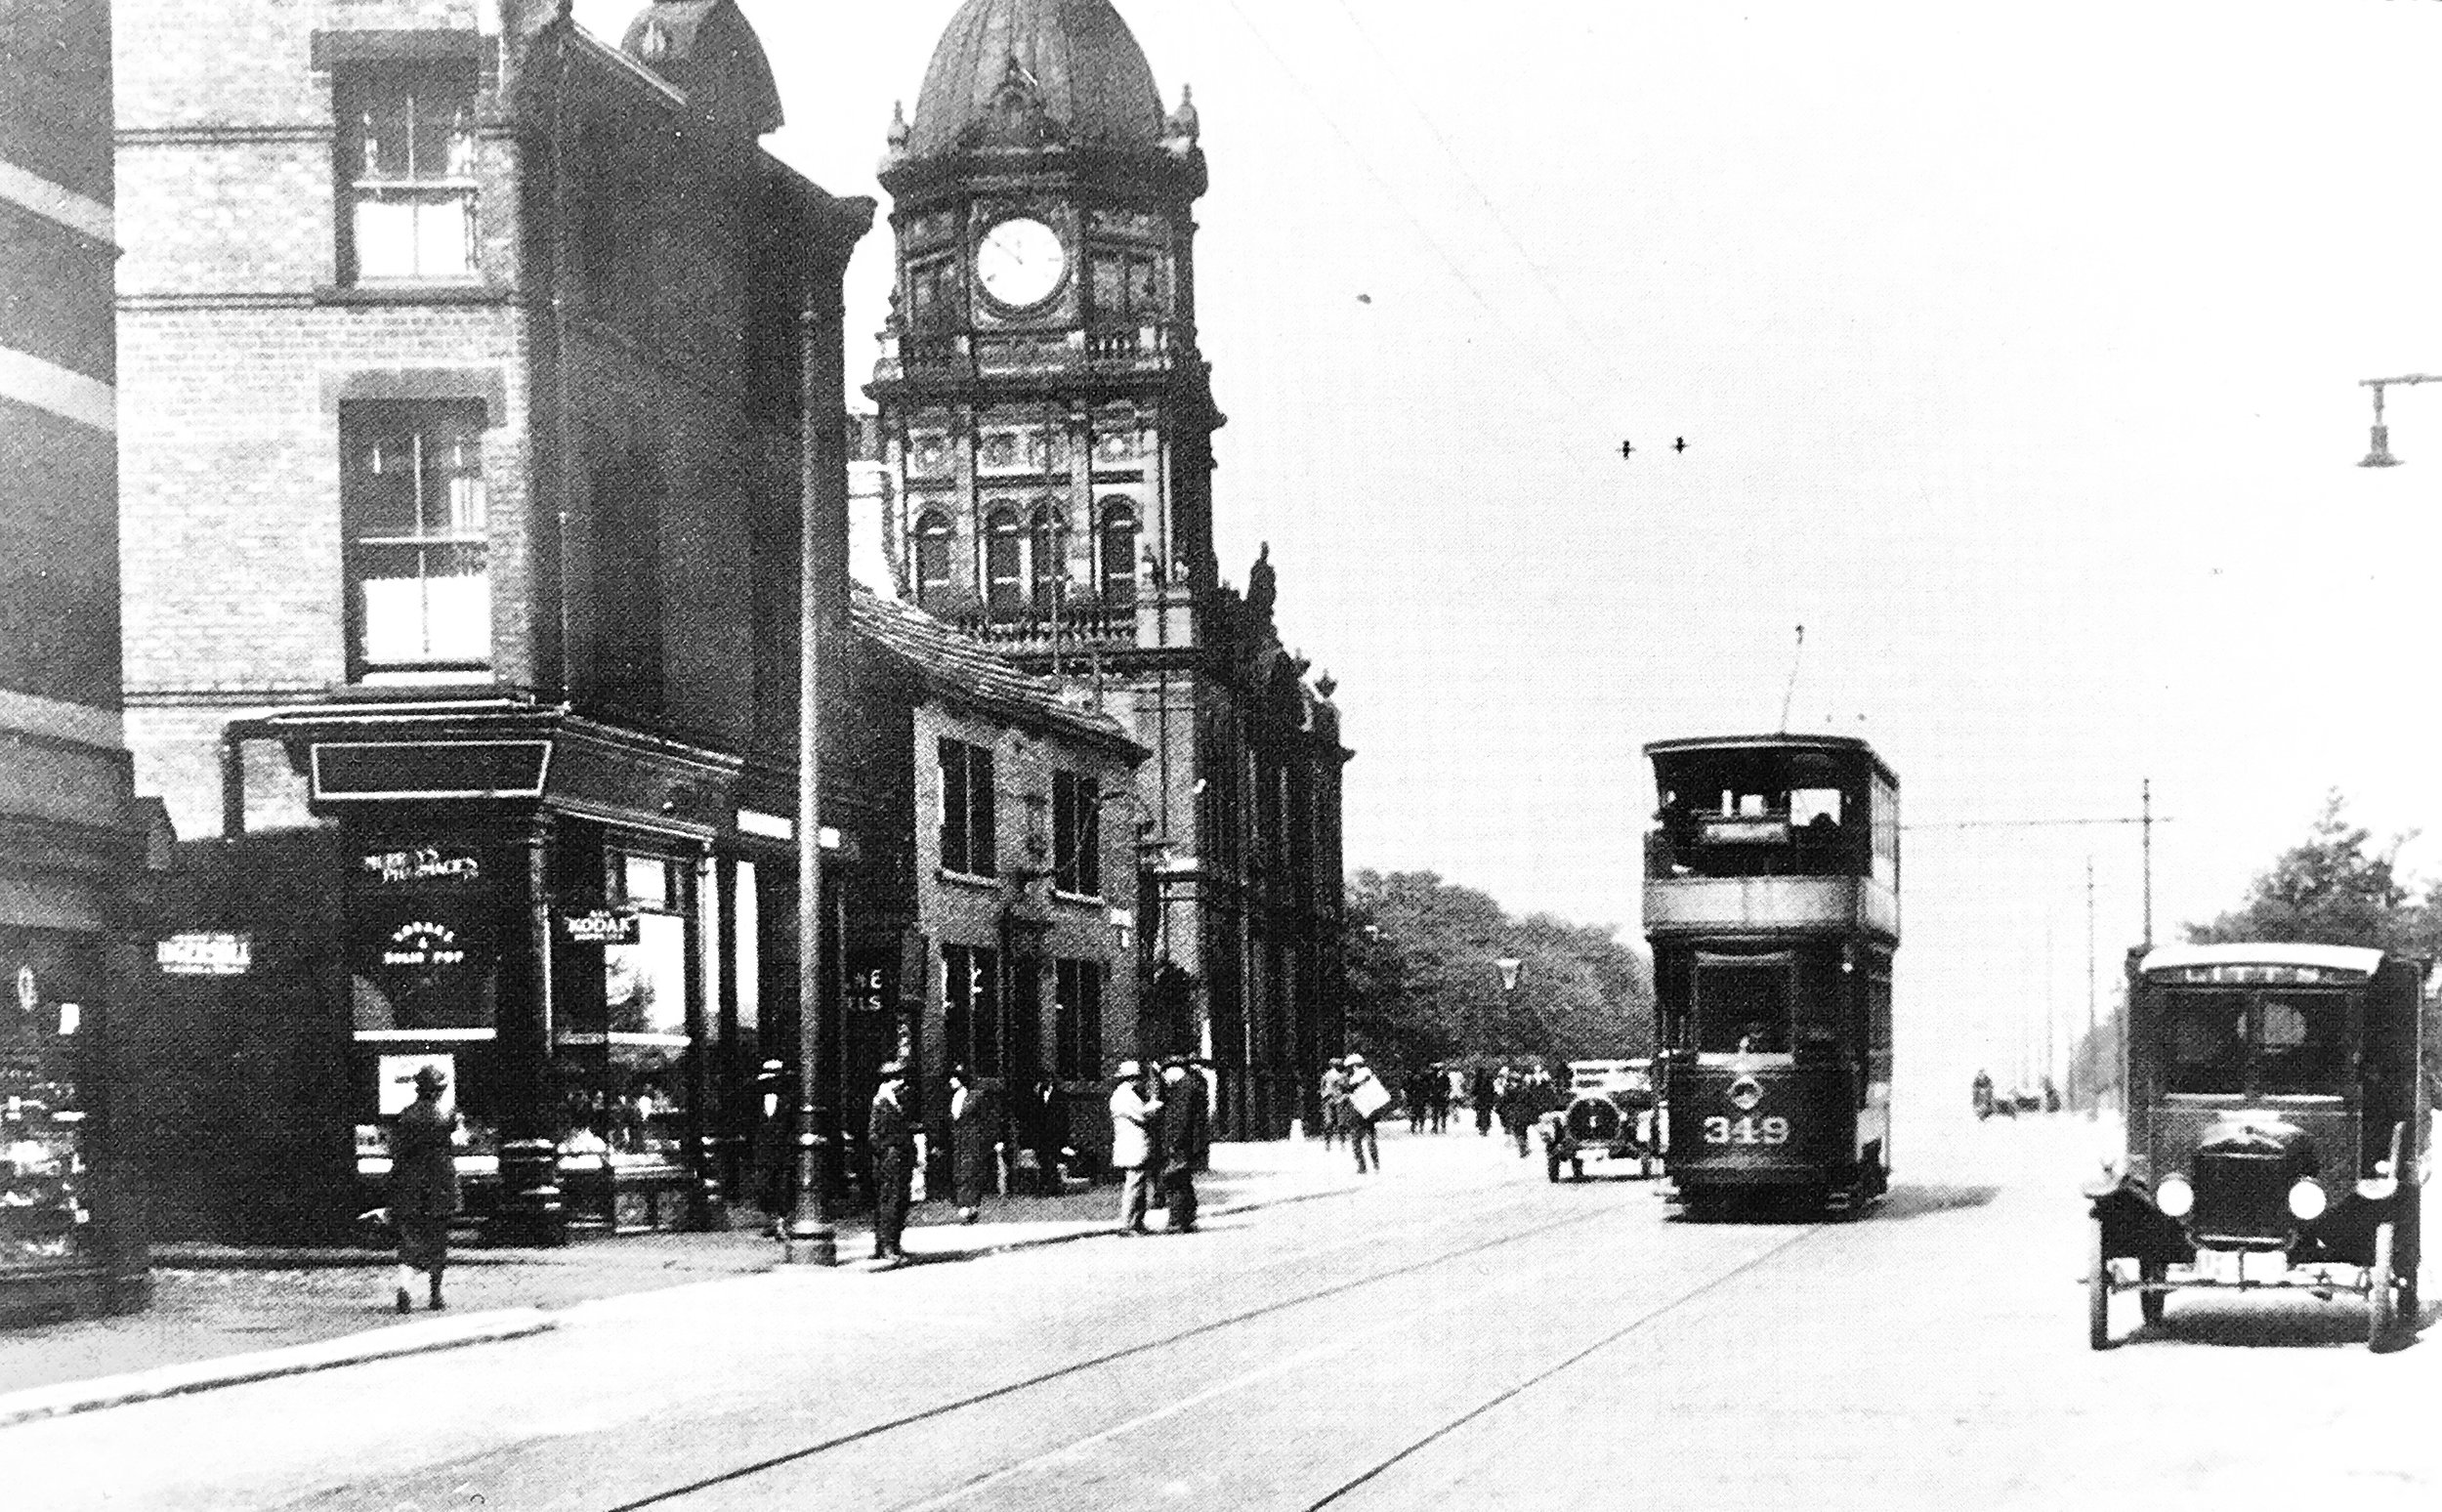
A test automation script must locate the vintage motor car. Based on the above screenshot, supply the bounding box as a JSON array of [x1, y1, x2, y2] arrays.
[[2086, 943, 2432, 1350], [1541, 1059, 1660, 1182]]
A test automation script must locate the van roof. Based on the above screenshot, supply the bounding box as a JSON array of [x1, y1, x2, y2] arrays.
[[2138, 942, 2385, 978]]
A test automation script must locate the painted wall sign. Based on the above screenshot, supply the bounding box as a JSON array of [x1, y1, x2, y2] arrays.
[[382, 921, 467, 973], [563, 909, 641, 945], [157, 932, 253, 977], [358, 847, 484, 887]]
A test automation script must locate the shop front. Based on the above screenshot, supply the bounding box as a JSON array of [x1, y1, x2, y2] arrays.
[[237, 704, 768, 1241], [0, 928, 107, 1307]]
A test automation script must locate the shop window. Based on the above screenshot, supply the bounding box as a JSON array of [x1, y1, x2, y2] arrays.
[[1053, 770, 1101, 897], [1055, 958, 1103, 1081], [939, 737, 996, 877], [985, 508, 1023, 618], [1099, 502, 1138, 606], [348, 840, 499, 1038], [912, 509, 954, 606], [343, 401, 489, 680], [0, 931, 100, 1272], [945, 944, 1000, 1078], [339, 66, 478, 284]]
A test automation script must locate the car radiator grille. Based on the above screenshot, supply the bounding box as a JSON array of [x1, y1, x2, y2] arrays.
[[2193, 1152, 2290, 1242]]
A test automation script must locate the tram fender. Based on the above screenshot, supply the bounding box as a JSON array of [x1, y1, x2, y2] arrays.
[[2088, 1182, 2194, 1267]]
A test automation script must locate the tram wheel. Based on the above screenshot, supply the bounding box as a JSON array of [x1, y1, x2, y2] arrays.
[[2369, 1222, 2397, 1347], [2139, 1260, 2166, 1327], [2086, 1221, 2112, 1351]]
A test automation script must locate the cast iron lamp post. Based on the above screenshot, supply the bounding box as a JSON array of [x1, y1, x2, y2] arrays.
[[2357, 373, 2442, 467]]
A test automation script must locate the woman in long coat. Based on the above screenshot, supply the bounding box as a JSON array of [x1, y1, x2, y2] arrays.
[[390, 1064, 460, 1313], [947, 1066, 996, 1223]]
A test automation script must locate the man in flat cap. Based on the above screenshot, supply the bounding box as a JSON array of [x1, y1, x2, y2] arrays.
[[868, 1061, 915, 1267]]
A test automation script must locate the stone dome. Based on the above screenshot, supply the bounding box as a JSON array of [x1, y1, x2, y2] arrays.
[[905, 0, 1167, 158]]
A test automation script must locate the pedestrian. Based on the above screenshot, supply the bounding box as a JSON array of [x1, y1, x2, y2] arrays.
[[1110, 1060, 1161, 1234], [1471, 1066, 1496, 1137], [1427, 1065, 1452, 1134], [1405, 1068, 1431, 1134], [1971, 1068, 1995, 1120], [388, 1064, 459, 1314], [1317, 1061, 1350, 1150], [1343, 1053, 1384, 1174], [1026, 1074, 1067, 1190], [868, 1061, 916, 1267], [1158, 1058, 1208, 1232], [947, 1065, 994, 1223]]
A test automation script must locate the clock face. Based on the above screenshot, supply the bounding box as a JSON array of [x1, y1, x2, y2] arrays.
[[975, 217, 1067, 309]]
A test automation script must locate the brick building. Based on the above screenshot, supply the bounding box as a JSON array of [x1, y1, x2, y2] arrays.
[[1, 0, 154, 1320], [865, 0, 1352, 1137], [848, 587, 1144, 1182], [114, 0, 874, 1239]]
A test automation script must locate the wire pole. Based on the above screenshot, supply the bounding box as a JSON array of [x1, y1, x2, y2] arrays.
[[2140, 778, 2154, 948], [2085, 856, 2099, 1114], [1778, 625, 1804, 732]]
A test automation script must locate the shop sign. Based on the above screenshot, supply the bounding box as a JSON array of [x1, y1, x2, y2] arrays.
[[157, 932, 253, 977], [358, 846, 484, 888], [383, 921, 468, 974], [563, 909, 641, 946], [847, 962, 889, 1015]]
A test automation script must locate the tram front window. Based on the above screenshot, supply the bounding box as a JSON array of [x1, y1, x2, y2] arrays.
[[1696, 959, 1791, 1055]]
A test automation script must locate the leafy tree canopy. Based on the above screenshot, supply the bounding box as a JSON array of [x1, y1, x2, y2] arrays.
[[1341, 869, 1653, 1084], [2186, 790, 2439, 956]]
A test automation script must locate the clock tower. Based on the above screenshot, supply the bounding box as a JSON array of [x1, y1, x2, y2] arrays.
[[870, 0, 1349, 1140]]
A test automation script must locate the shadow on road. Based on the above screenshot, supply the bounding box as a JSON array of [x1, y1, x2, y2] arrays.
[[1666, 1183, 1999, 1226], [2126, 1293, 2433, 1353]]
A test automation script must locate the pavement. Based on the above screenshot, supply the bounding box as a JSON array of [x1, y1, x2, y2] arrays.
[[0, 1135, 1371, 1427]]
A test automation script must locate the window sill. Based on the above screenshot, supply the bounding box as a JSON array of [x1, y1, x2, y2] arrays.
[[1053, 889, 1108, 908], [317, 283, 512, 307], [938, 868, 1001, 892]]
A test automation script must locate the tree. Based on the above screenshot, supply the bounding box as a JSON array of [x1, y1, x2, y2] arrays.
[[2186, 790, 2428, 953], [1340, 869, 1653, 1084]]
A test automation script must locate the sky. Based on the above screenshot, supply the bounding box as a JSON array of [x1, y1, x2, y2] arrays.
[[580, 0, 2442, 1104]]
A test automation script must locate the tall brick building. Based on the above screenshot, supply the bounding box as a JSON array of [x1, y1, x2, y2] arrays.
[[1, 0, 153, 1319], [114, 0, 873, 1239], [866, 0, 1351, 1137]]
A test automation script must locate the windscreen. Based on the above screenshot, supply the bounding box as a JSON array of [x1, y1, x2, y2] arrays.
[[2160, 987, 2353, 1097], [1696, 954, 1792, 1055]]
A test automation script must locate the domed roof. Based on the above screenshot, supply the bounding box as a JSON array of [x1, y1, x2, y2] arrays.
[[906, 0, 1167, 158]]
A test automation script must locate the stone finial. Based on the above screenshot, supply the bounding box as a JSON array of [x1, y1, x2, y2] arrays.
[[1316, 671, 1338, 701], [887, 100, 910, 154], [1165, 83, 1200, 147]]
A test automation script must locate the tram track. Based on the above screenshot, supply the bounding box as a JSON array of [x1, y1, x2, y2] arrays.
[[599, 1175, 1640, 1512]]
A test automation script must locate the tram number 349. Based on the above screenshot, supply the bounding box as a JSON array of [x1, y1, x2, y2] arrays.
[[1703, 1115, 1791, 1146]]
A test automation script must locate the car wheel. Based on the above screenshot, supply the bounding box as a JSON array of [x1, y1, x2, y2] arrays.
[[2139, 1259, 2166, 1326], [2370, 1221, 2397, 1347], [2087, 1220, 2112, 1351]]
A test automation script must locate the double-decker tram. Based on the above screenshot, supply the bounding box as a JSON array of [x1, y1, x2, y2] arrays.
[[1643, 735, 1900, 1214]]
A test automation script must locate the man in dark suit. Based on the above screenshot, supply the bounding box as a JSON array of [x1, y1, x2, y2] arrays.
[[1158, 1058, 1208, 1233], [868, 1062, 915, 1267]]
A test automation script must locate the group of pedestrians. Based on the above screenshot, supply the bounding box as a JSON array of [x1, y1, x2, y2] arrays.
[[1109, 1057, 1212, 1234]]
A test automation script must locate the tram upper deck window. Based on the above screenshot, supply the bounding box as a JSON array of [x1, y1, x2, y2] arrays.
[[1695, 954, 1792, 1055], [1649, 767, 1860, 878]]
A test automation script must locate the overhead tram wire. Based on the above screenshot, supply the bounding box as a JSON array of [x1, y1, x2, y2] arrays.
[[1213, 0, 1616, 416], [1324, 0, 1641, 399]]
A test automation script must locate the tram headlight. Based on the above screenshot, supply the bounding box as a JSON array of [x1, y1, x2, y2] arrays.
[[2154, 1174, 2194, 1219], [2287, 1179, 2328, 1222]]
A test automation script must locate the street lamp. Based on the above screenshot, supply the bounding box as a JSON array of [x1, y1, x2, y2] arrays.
[[2356, 373, 2442, 467]]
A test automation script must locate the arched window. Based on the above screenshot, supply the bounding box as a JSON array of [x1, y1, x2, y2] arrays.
[[1098, 502, 1139, 607], [985, 508, 1024, 617], [911, 510, 953, 606], [1030, 504, 1067, 609]]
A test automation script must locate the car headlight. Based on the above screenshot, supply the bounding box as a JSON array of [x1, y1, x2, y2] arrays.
[[2288, 1179, 2328, 1221], [2155, 1174, 2194, 1219]]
